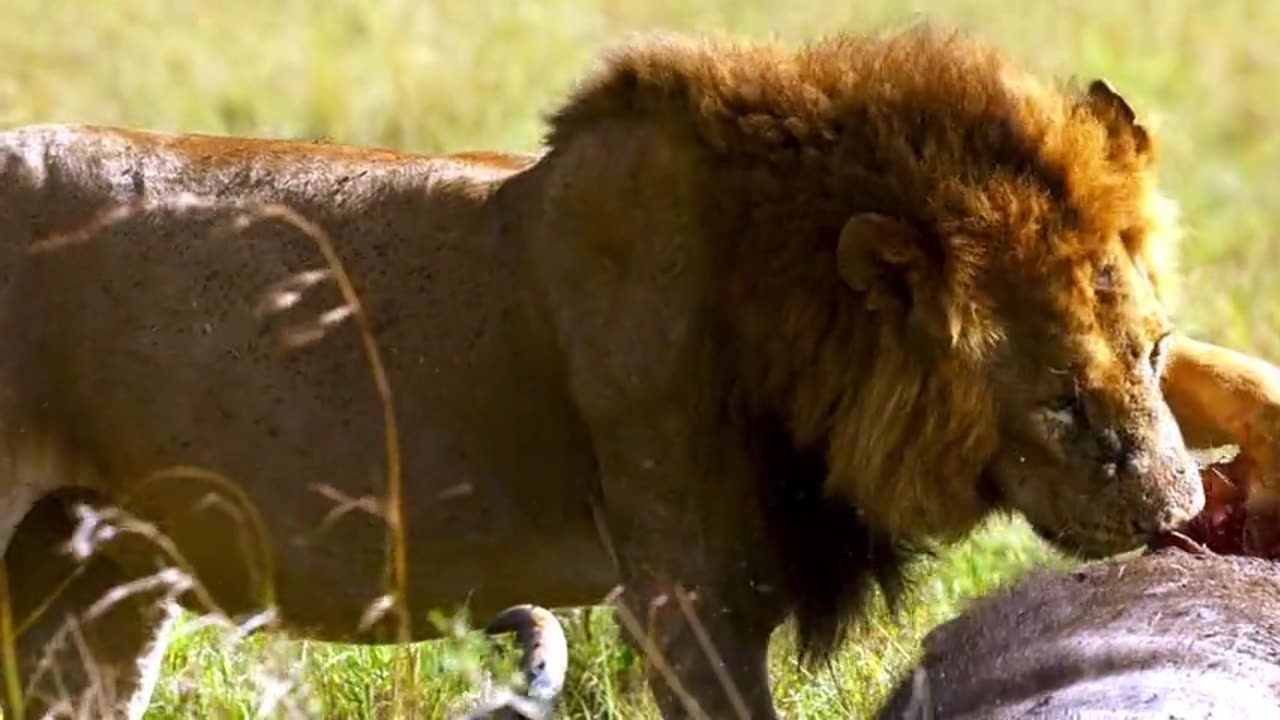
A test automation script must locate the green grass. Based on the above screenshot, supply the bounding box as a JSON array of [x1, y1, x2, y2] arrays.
[[143, 517, 1062, 719], [2, 0, 1277, 717]]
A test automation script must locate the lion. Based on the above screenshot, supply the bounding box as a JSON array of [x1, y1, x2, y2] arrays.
[[0, 24, 1276, 719]]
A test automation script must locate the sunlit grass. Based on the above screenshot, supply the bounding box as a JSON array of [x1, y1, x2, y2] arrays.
[[2, 1, 1276, 717]]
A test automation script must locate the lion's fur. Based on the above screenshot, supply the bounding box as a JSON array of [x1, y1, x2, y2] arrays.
[[539, 25, 1187, 658], [0, 23, 1209, 716]]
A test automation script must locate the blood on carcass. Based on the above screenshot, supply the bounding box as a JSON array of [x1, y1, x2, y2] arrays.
[[1153, 449, 1280, 559]]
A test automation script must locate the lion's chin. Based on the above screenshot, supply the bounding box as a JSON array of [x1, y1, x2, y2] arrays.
[[983, 469, 1146, 559], [1030, 524, 1149, 560]]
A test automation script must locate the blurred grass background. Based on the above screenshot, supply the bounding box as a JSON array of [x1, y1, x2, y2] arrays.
[[1, 0, 1276, 717]]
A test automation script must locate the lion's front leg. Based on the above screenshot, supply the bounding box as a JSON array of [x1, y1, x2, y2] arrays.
[[586, 411, 783, 720], [530, 122, 784, 716], [612, 578, 777, 720]]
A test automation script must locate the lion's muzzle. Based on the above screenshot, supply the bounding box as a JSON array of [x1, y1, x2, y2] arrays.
[[1076, 401, 1207, 555], [1122, 442, 1205, 536], [996, 391, 1207, 559]]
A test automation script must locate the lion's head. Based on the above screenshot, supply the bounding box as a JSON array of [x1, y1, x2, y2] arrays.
[[814, 43, 1204, 559], [973, 125, 1200, 557]]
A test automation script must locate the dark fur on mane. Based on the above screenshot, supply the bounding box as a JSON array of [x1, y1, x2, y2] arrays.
[[540, 24, 1164, 662], [546, 24, 1150, 253], [747, 409, 914, 663]]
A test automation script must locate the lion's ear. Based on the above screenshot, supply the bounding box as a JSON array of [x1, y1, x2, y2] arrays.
[[1085, 78, 1152, 158], [836, 213, 962, 345]]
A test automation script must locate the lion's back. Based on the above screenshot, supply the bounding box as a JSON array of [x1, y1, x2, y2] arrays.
[[0, 123, 620, 627], [0, 123, 569, 496]]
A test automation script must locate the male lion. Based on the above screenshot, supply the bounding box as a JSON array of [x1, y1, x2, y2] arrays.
[[0, 24, 1275, 719]]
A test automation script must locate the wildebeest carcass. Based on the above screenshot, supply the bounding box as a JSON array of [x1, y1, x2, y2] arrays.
[[878, 453, 1280, 719]]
